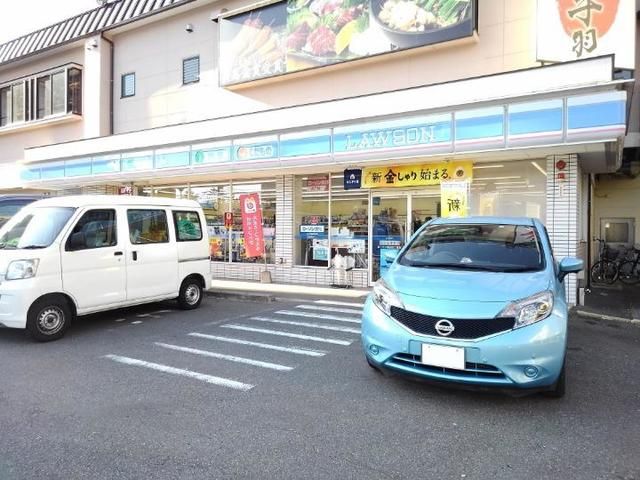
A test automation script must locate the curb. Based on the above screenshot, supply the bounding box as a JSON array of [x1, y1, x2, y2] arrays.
[[575, 309, 640, 325], [205, 290, 276, 303]]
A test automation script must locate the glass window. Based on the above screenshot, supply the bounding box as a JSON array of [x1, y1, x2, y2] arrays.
[[399, 223, 544, 272], [0, 207, 75, 249], [37, 75, 52, 119], [52, 71, 66, 114], [183, 56, 200, 85], [232, 181, 276, 263], [470, 159, 547, 221], [0, 86, 10, 126], [121, 73, 135, 98], [12, 83, 24, 123], [190, 184, 231, 262], [67, 68, 82, 114], [330, 175, 368, 270], [66, 209, 117, 251], [127, 209, 169, 244], [173, 210, 203, 241], [295, 176, 329, 267]]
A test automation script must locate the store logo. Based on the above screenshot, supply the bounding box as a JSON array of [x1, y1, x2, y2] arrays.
[[435, 319, 455, 337], [344, 169, 362, 190], [236, 144, 275, 161], [344, 125, 436, 151]]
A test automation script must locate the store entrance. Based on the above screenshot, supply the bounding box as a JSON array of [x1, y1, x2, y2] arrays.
[[370, 189, 440, 283]]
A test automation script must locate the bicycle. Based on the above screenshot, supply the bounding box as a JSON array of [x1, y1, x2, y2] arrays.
[[618, 247, 640, 285], [590, 238, 618, 285]]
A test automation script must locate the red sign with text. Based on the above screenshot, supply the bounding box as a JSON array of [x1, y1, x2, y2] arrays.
[[239, 193, 265, 258]]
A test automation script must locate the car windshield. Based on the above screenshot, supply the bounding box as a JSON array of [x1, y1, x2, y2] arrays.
[[398, 223, 544, 272], [0, 207, 75, 249]]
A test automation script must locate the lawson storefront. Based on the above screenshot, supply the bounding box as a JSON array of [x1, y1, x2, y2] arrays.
[[19, 62, 629, 304]]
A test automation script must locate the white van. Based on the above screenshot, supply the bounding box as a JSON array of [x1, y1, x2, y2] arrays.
[[0, 195, 211, 341]]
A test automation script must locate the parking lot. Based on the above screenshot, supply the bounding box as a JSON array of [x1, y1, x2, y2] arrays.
[[1, 295, 639, 480]]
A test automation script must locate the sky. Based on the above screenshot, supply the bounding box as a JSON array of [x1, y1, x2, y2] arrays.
[[0, 0, 99, 44]]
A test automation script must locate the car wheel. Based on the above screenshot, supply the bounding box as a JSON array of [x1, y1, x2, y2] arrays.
[[544, 364, 566, 399], [177, 277, 203, 310], [26, 296, 72, 342]]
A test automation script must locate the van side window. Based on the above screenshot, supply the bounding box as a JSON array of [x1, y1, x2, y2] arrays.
[[128, 209, 169, 244], [66, 209, 117, 251], [173, 210, 202, 241]]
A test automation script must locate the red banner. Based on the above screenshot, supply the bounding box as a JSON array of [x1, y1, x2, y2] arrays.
[[239, 193, 265, 258]]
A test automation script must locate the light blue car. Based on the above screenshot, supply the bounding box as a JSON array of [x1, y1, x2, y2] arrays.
[[362, 217, 583, 397]]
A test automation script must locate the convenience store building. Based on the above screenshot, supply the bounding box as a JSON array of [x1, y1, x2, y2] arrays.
[[1, 0, 637, 305]]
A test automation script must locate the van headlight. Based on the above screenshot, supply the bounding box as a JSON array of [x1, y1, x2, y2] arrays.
[[499, 291, 554, 329], [5, 259, 39, 280], [372, 278, 404, 316]]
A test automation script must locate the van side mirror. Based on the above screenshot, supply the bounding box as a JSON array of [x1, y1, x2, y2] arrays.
[[68, 232, 86, 251], [558, 257, 583, 281]]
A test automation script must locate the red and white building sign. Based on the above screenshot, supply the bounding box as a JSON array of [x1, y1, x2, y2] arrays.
[[239, 193, 265, 258]]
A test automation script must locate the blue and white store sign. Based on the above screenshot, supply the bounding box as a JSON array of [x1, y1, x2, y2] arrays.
[[21, 91, 627, 183]]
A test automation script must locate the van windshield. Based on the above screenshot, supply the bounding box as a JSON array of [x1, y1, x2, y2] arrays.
[[0, 207, 75, 249], [398, 223, 544, 272]]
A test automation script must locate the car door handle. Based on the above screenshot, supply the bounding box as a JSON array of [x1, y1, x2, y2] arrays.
[[132, 251, 138, 261], [114, 251, 123, 256]]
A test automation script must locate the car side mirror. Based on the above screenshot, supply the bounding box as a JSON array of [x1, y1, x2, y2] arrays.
[[558, 257, 583, 281], [383, 250, 399, 263], [68, 232, 86, 251]]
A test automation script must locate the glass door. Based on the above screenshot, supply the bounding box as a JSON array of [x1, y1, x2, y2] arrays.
[[371, 194, 408, 282], [410, 192, 440, 235]]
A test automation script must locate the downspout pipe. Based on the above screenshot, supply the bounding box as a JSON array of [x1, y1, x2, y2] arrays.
[[101, 34, 114, 136]]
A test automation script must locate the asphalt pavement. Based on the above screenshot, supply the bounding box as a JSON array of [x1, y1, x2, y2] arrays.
[[0, 296, 639, 480]]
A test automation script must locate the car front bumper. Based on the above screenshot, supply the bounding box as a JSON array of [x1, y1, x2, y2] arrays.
[[361, 296, 567, 390], [0, 278, 36, 329]]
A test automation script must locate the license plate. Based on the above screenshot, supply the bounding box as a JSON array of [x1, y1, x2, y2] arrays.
[[421, 343, 465, 370]]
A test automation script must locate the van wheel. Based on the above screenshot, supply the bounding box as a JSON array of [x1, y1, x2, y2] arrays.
[[26, 297, 72, 342], [177, 277, 203, 310]]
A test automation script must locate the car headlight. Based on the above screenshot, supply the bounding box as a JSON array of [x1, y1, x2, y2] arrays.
[[499, 291, 554, 329], [5, 259, 39, 280], [372, 278, 404, 316]]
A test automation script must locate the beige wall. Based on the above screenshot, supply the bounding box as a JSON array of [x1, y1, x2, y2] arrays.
[[0, 47, 86, 167], [593, 174, 640, 247], [113, 0, 538, 134]]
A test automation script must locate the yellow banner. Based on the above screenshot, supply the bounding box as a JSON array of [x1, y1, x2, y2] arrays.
[[441, 181, 470, 218], [362, 161, 473, 188]]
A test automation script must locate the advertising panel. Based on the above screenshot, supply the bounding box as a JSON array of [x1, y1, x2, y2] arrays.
[[440, 180, 469, 218], [220, 0, 476, 85], [239, 193, 265, 258], [536, 0, 635, 69], [363, 161, 472, 188]]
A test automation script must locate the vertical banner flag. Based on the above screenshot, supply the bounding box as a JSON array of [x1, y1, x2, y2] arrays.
[[239, 193, 265, 258], [441, 181, 470, 218]]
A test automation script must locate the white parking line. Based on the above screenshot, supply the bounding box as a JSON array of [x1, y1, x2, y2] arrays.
[[221, 325, 352, 346], [314, 300, 366, 307], [296, 305, 363, 315], [251, 317, 361, 334], [275, 310, 361, 324], [104, 354, 254, 391], [155, 343, 293, 371], [188, 333, 327, 357]]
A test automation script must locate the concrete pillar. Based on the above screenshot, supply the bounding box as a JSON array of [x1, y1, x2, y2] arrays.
[[83, 35, 111, 139]]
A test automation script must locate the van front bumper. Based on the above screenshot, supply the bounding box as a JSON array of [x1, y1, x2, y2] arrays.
[[0, 279, 35, 329], [361, 297, 567, 391]]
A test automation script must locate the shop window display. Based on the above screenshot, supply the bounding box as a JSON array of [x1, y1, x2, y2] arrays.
[[330, 176, 368, 270], [190, 184, 231, 262], [295, 176, 329, 267]]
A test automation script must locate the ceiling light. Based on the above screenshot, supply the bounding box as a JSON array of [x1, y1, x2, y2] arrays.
[[531, 161, 548, 177]]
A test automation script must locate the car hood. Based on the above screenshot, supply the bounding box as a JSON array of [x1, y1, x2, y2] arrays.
[[387, 263, 551, 303]]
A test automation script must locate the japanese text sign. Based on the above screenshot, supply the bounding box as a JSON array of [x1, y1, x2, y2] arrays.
[[362, 161, 472, 189], [536, 0, 635, 69], [239, 193, 265, 258], [441, 181, 470, 218]]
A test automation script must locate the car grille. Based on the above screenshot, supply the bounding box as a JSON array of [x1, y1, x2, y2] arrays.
[[389, 353, 505, 379], [389, 306, 515, 339]]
